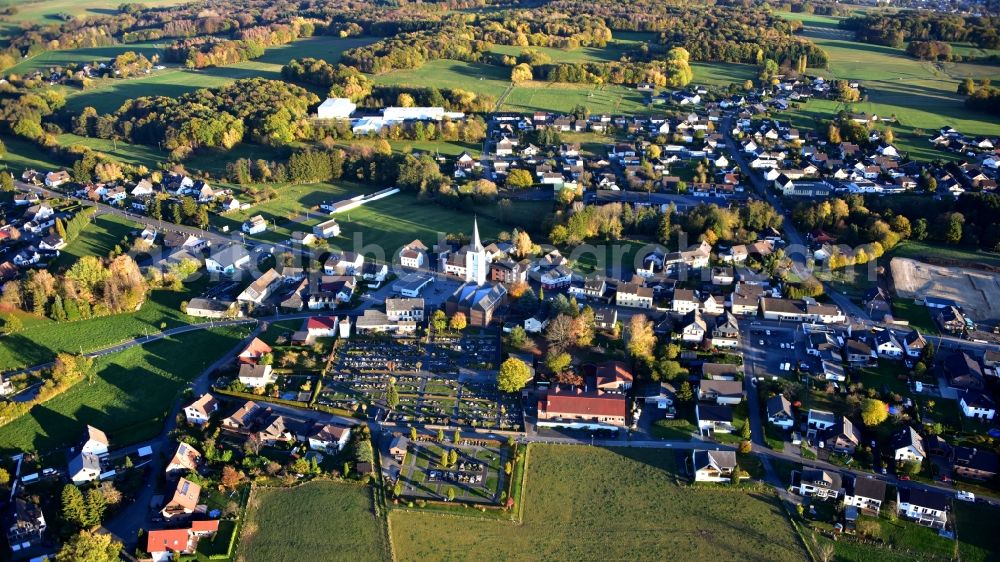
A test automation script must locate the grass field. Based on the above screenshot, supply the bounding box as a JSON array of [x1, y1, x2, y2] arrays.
[[0, 281, 210, 372], [5, 41, 168, 76], [0, 0, 191, 38], [777, 11, 1000, 162], [0, 325, 244, 455], [390, 445, 808, 562], [51, 212, 141, 269], [239, 481, 390, 562]]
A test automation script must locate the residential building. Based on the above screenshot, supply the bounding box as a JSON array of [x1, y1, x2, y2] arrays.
[[238, 364, 274, 389], [892, 426, 926, 463], [824, 417, 861, 455], [306, 424, 352, 453], [183, 394, 218, 425], [184, 298, 237, 319], [843, 476, 887, 515], [691, 450, 738, 483], [710, 312, 741, 348], [896, 488, 948, 529], [236, 268, 281, 305], [698, 380, 743, 405], [767, 394, 794, 429], [798, 468, 843, 500], [807, 409, 836, 431], [305, 316, 338, 338], [68, 452, 101, 484], [592, 361, 634, 392], [206, 245, 250, 276], [165, 443, 201, 477], [6, 498, 47, 552], [161, 478, 201, 519], [399, 240, 427, 269], [237, 338, 272, 365], [594, 307, 618, 331], [535, 387, 627, 430], [324, 252, 364, 276], [951, 446, 998, 481], [696, 404, 734, 434], [386, 298, 425, 322], [313, 218, 341, 239], [81, 425, 110, 456], [616, 283, 654, 309], [242, 215, 267, 235], [222, 401, 262, 432], [960, 391, 996, 420], [146, 521, 219, 562], [679, 310, 708, 343], [943, 351, 985, 390], [671, 288, 699, 314]]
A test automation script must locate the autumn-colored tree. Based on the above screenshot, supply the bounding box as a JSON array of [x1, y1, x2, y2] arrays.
[[221, 465, 244, 489], [626, 314, 656, 360]]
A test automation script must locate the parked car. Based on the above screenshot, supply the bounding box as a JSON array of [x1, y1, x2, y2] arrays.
[[956, 491, 975, 502]]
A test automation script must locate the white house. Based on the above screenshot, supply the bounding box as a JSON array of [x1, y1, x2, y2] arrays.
[[81, 425, 109, 456], [960, 391, 996, 420], [313, 218, 341, 239], [897, 488, 948, 529], [206, 245, 250, 276], [798, 468, 842, 500], [68, 452, 101, 484], [242, 215, 267, 235], [238, 364, 274, 389], [183, 394, 219, 425], [807, 409, 836, 431], [891, 426, 926, 463], [691, 450, 738, 483], [766, 394, 794, 429], [306, 424, 351, 453]]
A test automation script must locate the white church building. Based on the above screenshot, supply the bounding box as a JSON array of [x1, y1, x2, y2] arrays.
[[443, 218, 489, 286]]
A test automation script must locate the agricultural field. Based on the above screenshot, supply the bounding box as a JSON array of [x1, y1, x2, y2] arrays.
[[954, 501, 1000, 562], [238, 481, 390, 562], [389, 445, 808, 562], [777, 11, 1000, 162], [0, 325, 245, 455]]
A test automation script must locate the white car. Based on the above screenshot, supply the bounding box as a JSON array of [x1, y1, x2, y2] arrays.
[[956, 491, 975, 502]]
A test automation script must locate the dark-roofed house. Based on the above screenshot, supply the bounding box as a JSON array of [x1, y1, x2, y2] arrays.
[[903, 330, 927, 358], [952, 446, 998, 481], [844, 475, 887, 515], [697, 380, 743, 405], [943, 351, 984, 391], [696, 404, 734, 434], [824, 417, 862, 455], [897, 488, 948, 528], [702, 362, 742, 381], [959, 391, 996, 420], [692, 449, 739, 483], [594, 307, 618, 331], [536, 387, 627, 429], [798, 468, 843, 500], [5, 497, 47, 551], [767, 394, 794, 429], [891, 426, 926, 464]]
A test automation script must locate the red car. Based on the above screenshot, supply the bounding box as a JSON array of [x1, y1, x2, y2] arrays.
[[899, 475, 911, 481]]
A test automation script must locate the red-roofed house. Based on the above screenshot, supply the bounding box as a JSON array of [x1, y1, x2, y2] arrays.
[[146, 520, 219, 562], [146, 528, 191, 562], [306, 316, 338, 338], [237, 338, 272, 365], [183, 393, 218, 425], [592, 361, 633, 391], [536, 387, 627, 429]]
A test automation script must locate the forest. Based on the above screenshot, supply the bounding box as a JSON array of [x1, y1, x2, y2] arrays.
[[841, 11, 1000, 50]]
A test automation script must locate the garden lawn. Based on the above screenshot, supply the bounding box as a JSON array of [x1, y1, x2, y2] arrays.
[[0, 280, 210, 372], [50, 212, 142, 270], [239, 481, 390, 562], [390, 444, 808, 562], [889, 240, 1000, 269], [0, 325, 244, 455]]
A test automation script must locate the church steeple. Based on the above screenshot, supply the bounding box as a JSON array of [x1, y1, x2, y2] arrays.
[[471, 215, 483, 251]]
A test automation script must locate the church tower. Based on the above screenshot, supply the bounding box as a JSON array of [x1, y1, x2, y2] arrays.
[[465, 216, 487, 286]]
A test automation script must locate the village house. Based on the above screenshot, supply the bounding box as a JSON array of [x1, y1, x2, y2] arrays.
[[184, 298, 237, 319], [306, 423, 352, 453], [165, 443, 201, 477], [798, 468, 843, 500], [6, 497, 47, 552], [399, 240, 428, 269], [238, 364, 274, 389], [236, 268, 282, 306], [81, 425, 109, 456], [183, 394, 219, 425], [237, 338, 272, 365], [891, 426, 926, 464], [386, 298, 425, 322], [205, 244, 250, 276], [222, 401, 262, 433], [161, 478, 202, 520], [767, 394, 794, 429], [535, 387, 627, 430], [591, 361, 634, 392], [951, 446, 998, 481], [146, 520, 219, 562], [960, 391, 996, 420], [679, 310, 708, 343], [389, 435, 408, 462], [242, 215, 267, 235], [843, 476, 887, 515], [691, 449, 738, 483], [696, 404, 734, 435], [896, 488, 948, 529], [697, 380, 743, 405]]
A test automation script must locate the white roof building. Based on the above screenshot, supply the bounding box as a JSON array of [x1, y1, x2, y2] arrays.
[[317, 97, 356, 120]]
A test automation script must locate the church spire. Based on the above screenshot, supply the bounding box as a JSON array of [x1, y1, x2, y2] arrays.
[[472, 215, 482, 251]]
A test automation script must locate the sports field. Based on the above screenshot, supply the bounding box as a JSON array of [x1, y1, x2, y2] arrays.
[[239, 481, 391, 562], [390, 445, 808, 562], [0, 325, 245, 455]]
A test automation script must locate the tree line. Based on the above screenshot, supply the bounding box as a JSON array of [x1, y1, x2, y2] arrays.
[[842, 11, 999, 51], [163, 19, 315, 69]]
